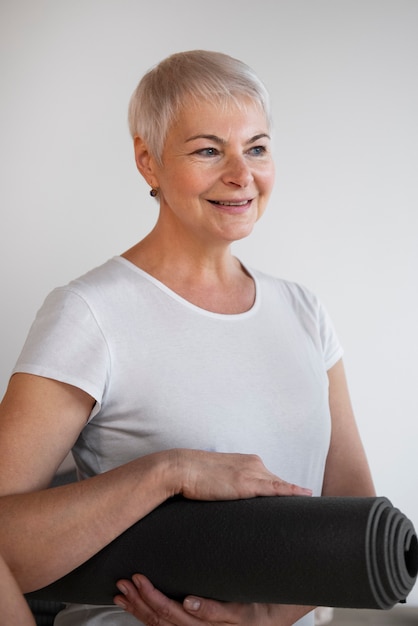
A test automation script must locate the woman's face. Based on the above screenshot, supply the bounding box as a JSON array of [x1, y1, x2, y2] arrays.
[[145, 98, 275, 247]]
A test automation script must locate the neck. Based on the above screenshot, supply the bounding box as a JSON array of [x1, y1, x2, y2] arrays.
[[122, 228, 255, 314], [123, 219, 239, 282]]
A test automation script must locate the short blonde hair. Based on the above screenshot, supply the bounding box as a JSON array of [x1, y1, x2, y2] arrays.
[[128, 50, 272, 164]]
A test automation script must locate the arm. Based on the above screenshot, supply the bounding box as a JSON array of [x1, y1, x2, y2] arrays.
[[322, 359, 375, 497], [0, 373, 305, 593], [0, 373, 176, 591], [0, 553, 36, 626]]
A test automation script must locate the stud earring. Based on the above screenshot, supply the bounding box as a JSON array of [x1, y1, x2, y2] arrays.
[[149, 188, 158, 197]]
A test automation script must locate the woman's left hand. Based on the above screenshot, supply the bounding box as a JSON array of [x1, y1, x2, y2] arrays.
[[114, 574, 313, 625]]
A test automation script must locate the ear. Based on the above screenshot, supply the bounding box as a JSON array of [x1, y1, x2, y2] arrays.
[[133, 136, 159, 188]]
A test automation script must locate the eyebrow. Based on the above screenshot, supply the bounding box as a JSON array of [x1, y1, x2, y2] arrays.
[[185, 133, 271, 145]]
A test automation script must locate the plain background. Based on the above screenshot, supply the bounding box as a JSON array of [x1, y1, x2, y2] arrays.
[[1, 0, 417, 606]]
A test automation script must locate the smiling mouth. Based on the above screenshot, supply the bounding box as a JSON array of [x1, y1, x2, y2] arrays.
[[210, 199, 251, 207]]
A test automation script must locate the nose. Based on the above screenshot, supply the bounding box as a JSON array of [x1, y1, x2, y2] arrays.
[[222, 155, 253, 187]]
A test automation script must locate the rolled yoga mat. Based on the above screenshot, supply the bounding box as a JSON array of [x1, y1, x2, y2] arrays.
[[27, 496, 417, 609]]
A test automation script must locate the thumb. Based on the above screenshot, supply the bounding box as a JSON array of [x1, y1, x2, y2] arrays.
[[183, 596, 202, 613], [183, 596, 239, 622]]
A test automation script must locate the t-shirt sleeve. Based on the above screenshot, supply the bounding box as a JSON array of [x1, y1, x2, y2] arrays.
[[317, 299, 344, 370], [282, 277, 344, 371], [13, 287, 110, 412]]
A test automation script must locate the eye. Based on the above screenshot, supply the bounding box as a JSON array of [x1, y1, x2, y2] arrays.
[[247, 145, 267, 156], [194, 147, 220, 157]]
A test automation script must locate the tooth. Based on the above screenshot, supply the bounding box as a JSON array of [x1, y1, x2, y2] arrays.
[[218, 201, 247, 206]]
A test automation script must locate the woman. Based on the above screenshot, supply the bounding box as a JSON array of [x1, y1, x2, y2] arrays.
[[0, 51, 374, 626]]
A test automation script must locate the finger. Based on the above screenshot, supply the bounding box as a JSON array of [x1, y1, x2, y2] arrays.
[[114, 579, 153, 619], [183, 596, 243, 623], [116, 575, 199, 626], [271, 479, 312, 496]]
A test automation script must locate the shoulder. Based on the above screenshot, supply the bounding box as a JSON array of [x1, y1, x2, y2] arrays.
[[45, 257, 138, 311], [26, 258, 131, 338], [65, 256, 131, 296], [250, 266, 321, 314], [249, 266, 343, 367]]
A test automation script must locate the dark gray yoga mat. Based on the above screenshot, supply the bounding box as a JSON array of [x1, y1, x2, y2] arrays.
[[27, 496, 417, 609]]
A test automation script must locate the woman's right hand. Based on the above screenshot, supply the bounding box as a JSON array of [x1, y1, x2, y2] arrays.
[[170, 449, 312, 501]]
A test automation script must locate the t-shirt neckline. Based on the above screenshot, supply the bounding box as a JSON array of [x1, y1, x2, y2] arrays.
[[113, 255, 260, 320]]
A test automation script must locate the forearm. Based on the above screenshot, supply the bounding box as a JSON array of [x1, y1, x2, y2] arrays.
[[0, 449, 177, 592], [322, 360, 376, 497], [0, 447, 300, 593]]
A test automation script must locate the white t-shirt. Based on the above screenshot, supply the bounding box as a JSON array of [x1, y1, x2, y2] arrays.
[[14, 256, 343, 626]]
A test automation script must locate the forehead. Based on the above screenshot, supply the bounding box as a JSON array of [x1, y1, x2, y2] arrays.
[[168, 97, 270, 141]]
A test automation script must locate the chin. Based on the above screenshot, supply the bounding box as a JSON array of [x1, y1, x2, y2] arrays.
[[220, 223, 256, 243]]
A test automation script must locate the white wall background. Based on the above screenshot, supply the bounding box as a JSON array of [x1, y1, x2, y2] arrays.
[[1, 0, 417, 605]]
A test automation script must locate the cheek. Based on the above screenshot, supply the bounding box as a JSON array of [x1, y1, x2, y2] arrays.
[[255, 160, 275, 194], [260, 168, 275, 199], [266, 163, 276, 190], [256, 168, 275, 219], [165, 169, 209, 198]]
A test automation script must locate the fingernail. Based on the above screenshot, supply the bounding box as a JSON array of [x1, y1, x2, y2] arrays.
[[184, 597, 201, 611], [116, 582, 128, 595], [114, 597, 127, 609], [132, 575, 142, 588]]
